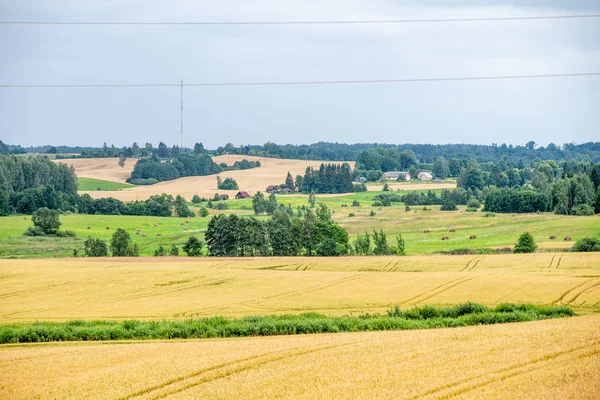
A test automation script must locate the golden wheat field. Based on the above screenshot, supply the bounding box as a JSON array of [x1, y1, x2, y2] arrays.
[[55, 156, 456, 200], [1, 253, 599, 323], [1, 315, 599, 400]]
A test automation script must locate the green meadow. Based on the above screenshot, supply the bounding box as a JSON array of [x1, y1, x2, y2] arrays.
[[77, 178, 135, 191], [1, 189, 598, 258]]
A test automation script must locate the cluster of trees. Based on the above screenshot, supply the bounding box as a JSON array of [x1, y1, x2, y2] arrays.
[[127, 153, 222, 184], [356, 148, 418, 172], [205, 205, 349, 256], [77, 193, 195, 217], [0, 140, 26, 155], [353, 230, 406, 255], [299, 163, 354, 194], [483, 188, 547, 214], [216, 176, 239, 190]]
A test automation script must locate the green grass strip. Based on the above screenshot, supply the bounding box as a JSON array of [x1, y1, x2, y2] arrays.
[[0, 303, 574, 344]]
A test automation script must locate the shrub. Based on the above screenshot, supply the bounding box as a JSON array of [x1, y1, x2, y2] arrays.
[[191, 194, 202, 204], [127, 178, 159, 186], [316, 238, 342, 256], [154, 245, 167, 257], [23, 226, 47, 237], [466, 198, 481, 209], [183, 235, 203, 256], [465, 207, 478, 212], [514, 232, 537, 254], [348, 213, 355, 217], [572, 238, 600, 252], [440, 199, 457, 211], [55, 230, 76, 238], [169, 245, 180, 256], [84, 237, 108, 257], [198, 207, 209, 217], [110, 228, 139, 257], [484, 212, 496, 218], [369, 210, 376, 217], [217, 176, 239, 190], [352, 200, 361, 207], [571, 204, 595, 216], [31, 207, 61, 234]]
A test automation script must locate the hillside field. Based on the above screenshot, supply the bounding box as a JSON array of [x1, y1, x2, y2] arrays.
[[77, 177, 135, 191], [0, 202, 598, 258], [55, 156, 456, 200], [1, 315, 598, 399], [1, 253, 599, 323]]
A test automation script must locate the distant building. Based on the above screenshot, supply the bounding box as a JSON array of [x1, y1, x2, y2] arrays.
[[383, 171, 411, 181], [219, 194, 230, 200], [235, 191, 251, 199], [282, 188, 293, 194], [265, 185, 280, 193], [418, 172, 433, 181], [354, 176, 367, 183]]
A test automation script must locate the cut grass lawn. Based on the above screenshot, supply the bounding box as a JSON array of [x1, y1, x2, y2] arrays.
[[77, 177, 135, 191]]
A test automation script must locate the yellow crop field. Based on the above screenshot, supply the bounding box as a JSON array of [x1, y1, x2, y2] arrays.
[[1, 315, 598, 399], [1, 253, 599, 324]]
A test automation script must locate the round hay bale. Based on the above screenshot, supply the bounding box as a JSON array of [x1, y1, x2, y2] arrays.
[[470, 235, 477, 240], [180, 222, 184, 226], [142, 234, 147, 237], [442, 236, 449, 241], [106, 226, 110, 230], [549, 235, 556, 240], [184, 227, 189, 231], [87, 226, 91, 229], [564, 237, 572, 241], [103, 239, 108, 243], [186, 220, 190, 224], [424, 230, 430, 233], [157, 233, 162, 237], [154, 224, 158, 227], [136, 230, 141, 235], [449, 229, 456, 233], [23, 217, 27, 220]]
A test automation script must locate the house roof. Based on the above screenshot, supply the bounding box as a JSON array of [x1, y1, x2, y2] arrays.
[[236, 191, 251, 198]]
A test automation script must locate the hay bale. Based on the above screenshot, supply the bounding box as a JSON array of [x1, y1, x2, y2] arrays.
[[23, 217, 27, 220], [424, 230, 430, 233], [186, 220, 190, 224], [154, 224, 158, 227], [564, 237, 572, 241], [449, 229, 456, 233], [142, 234, 147, 237], [106, 226, 110, 230], [157, 233, 162, 237], [184, 227, 189, 231], [87, 226, 91, 229], [549, 235, 556, 240], [136, 230, 141, 235], [442, 236, 449, 241], [470, 235, 477, 240], [180, 222, 184, 226]]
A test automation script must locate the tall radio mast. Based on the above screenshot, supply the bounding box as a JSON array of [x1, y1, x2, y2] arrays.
[[180, 78, 184, 149]]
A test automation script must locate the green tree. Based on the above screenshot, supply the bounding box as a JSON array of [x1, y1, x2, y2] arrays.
[[183, 235, 203, 256], [382, 183, 390, 192], [308, 191, 316, 208], [32, 207, 61, 234], [154, 245, 167, 256], [217, 176, 239, 190], [590, 165, 600, 190], [170, 244, 180, 256], [174, 195, 195, 217], [514, 232, 537, 254], [396, 234, 406, 256], [266, 193, 278, 215], [440, 199, 457, 211], [354, 232, 371, 255], [458, 162, 484, 191], [0, 190, 9, 216], [199, 206, 209, 217], [191, 194, 202, 204], [373, 229, 393, 255], [285, 171, 295, 189], [84, 237, 108, 257], [252, 191, 267, 214], [118, 154, 126, 168], [316, 238, 341, 256], [432, 157, 450, 179], [110, 228, 139, 256]]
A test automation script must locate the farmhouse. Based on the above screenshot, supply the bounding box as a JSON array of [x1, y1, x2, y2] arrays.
[[418, 172, 433, 181], [383, 171, 411, 181], [235, 191, 251, 199], [219, 194, 229, 200], [266, 185, 280, 193]]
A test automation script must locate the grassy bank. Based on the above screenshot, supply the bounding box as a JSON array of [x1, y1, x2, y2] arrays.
[[0, 303, 574, 344], [77, 178, 135, 191]]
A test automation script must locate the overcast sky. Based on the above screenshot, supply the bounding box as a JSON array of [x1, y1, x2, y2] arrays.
[[1, 0, 599, 149]]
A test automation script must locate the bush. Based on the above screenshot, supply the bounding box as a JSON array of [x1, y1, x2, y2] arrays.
[[348, 213, 355, 217], [170, 245, 180, 256], [55, 230, 76, 238], [191, 194, 202, 204], [514, 232, 537, 254], [572, 238, 600, 252], [84, 237, 108, 257], [465, 207, 478, 212], [154, 245, 167, 256], [352, 200, 361, 207], [316, 238, 342, 256], [110, 228, 139, 257], [484, 212, 496, 218], [571, 204, 595, 216], [199, 207, 209, 217], [370, 210, 376, 217], [31, 207, 61, 234], [217, 176, 239, 190], [466, 198, 481, 209], [440, 199, 457, 211], [183, 236, 203, 256], [23, 226, 47, 237], [127, 178, 159, 186]]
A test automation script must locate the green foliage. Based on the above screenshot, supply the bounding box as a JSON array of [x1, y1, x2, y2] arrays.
[[432, 156, 450, 179], [0, 303, 573, 344], [174, 195, 195, 218], [570, 204, 595, 216], [217, 176, 239, 190], [0, 190, 9, 216], [440, 199, 457, 211], [198, 207, 209, 217], [170, 244, 180, 256], [183, 235, 203, 256], [483, 188, 547, 214], [551, 173, 596, 215], [396, 234, 406, 256], [572, 237, 600, 252], [370, 210, 376, 216], [128, 153, 221, 183], [514, 232, 537, 254], [31, 207, 61, 234], [127, 178, 159, 186], [373, 229, 394, 255], [382, 183, 390, 192], [351, 200, 361, 207], [300, 163, 353, 194], [466, 198, 481, 209], [154, 245, 167, 256], [354, 232, 371, 255], [308, 192, 316, 208], [110, 228, 138, 257], [191, 194, 202, 204], [84, 237, 108, 257]]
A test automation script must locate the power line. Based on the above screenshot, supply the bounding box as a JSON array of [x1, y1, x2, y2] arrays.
[[1, 72, 599, 89], [1, 14, 599, 26]]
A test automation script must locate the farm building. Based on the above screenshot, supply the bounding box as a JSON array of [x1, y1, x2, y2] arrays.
[[383, 171, 411, 181], [266, 185, 280, 193], [282, 188, 293, 194], [235, 191, 251, 199], [219, 194, 229, 200], [418, 172, 433, 180]]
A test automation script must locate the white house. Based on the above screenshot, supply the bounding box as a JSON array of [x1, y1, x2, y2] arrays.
[[383, 171, 411, 181], [418, 171, 433, 181]]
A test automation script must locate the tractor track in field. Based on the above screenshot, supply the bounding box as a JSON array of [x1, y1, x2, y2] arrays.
[[398, 277, 474, 306], [556, 254, 563, 269], [460, 257, 479, 272], [121, 339, 368, 400], [466, 256, 485, 272], [562, 279, 600, 306], [554, 278, 600, 305], [410, 339, 600, 400]]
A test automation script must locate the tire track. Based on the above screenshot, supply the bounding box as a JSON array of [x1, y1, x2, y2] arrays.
[[467, 256, 485, 272], [147, 339, 368, 400], [563, 279, 600, 306], [460, 257, 478, 272], [554, 279, 598, 305], [410, 339, 600, 400], [556, 254, 563, 269], [439, 343, 600, 399], [412, 278, 475, 304], [398, 277, 472, 306], [547, 255, 556, 270], [494, 280, 533, 304]]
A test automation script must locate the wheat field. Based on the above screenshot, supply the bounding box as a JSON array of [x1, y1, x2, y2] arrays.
[[1, 314, 598, 399], [55, 156, 456, 200], [1, 253, 599, 323]]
